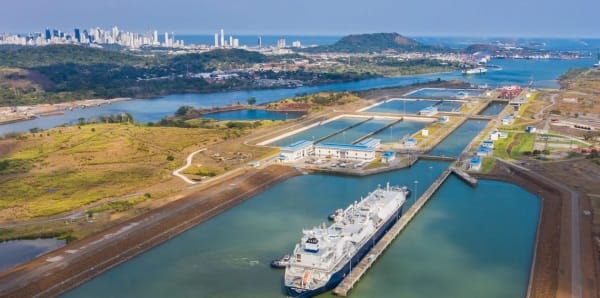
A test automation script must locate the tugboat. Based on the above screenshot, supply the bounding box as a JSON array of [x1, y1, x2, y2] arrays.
[[270, 254, 291, 269]]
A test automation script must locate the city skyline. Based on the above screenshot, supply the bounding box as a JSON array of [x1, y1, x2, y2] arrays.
[[0, 0, 598, 38]]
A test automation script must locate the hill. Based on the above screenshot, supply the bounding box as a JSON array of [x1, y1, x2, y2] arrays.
[[302, 33, 434, 53]]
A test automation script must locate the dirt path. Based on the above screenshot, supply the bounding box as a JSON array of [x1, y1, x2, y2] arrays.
[[0, 165, 299, 297], [172, 148, 206, 184]]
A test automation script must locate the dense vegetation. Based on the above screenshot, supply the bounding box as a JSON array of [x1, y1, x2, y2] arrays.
[[0, 45, 364, 106], [302, 33, 440, 53]]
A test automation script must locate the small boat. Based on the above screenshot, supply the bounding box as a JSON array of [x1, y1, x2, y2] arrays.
[[270, 254, 291, 268], [461, 67, 487, 75], [327, 209, 344, 221]]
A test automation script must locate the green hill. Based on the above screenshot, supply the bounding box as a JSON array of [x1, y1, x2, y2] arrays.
[[303, 33, 434, 53]]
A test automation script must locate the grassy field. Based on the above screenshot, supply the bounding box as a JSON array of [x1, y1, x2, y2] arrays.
[[0, 122, 272, 220]]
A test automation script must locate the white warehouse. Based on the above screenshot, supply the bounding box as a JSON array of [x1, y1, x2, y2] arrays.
[[314, 138, 380, 161], [278, 140, 314, 163]]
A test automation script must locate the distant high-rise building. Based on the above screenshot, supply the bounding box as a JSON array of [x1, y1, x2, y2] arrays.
[[229, 35, 233, 48], [153, 30, 158, 44], [232, 38, 239, 48], [112, 26, 119, 39], [45, 28, 51, 40], [220, 29, 224, 47], [52, 29, 59, 38], [258, 36, 262, 48], [74, 28, 81, 43], [214, 33, 219, 47], [164, 32, 169, 46], [277, 38, 286, 48], [292, 40, 301, 48]]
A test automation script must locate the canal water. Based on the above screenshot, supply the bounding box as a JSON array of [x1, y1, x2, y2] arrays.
[[348, 176, 539, 298], [365, 99, 463, 114], [406, 88, 486, 99], [370, 120, 428, 143], [0, 238, 65, 272], [428, 120, 489, 157], [269, 117, 365, 147], [320, 119, 393, 144], [1, 58, 593, 135], [479, 102, 508, 116], [201, 109, 304, 121]]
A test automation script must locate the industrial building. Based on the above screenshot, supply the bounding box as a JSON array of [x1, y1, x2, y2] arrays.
[[314, 138, 380, 161], [278, 140, 314, 163]]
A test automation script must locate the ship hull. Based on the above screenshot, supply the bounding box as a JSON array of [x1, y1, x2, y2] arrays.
[[285, 204, 404, 297]]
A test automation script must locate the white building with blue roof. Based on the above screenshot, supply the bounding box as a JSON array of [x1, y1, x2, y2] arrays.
[[278, 140, 314, 163], [314, 138, 380, 161]]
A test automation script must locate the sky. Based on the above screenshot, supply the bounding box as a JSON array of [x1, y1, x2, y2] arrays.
[[1, 0, 599, 37]]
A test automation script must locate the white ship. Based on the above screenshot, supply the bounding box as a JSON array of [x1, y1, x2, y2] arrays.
[[283, 183, 408, 297], [461, 67, 488, 75]]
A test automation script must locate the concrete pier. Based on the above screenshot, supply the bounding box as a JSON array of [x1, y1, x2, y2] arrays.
[[332, 168, 453, 296], [416, 154, 458, 161], [451, 167, 478, 186]]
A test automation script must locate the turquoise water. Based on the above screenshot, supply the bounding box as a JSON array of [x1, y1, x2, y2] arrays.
[[321, 119, 393, 144], [428, 120, 489, 157], [479, 102, 507, 116], [64, 163, 539, 298], [202, 109, 304, 121], [349, 176, 540, 298], [406, 88, 486, 99], [366, 99, 463, 114], [370, 120, 427, 143], [269, 117, 364, 147], [0, 238, 65, 272]]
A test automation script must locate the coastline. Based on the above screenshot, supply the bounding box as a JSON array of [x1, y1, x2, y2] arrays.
[[0, 97, 131, 126]]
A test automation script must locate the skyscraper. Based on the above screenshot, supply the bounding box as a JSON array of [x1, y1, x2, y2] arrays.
[[74, 28, 81, 43], [153, 30, 158, 45], [229, 35, 233, 48], [164, 32, 169, 46], [277, 38, 286, 48], [220, 29, 224, 47], [45, 28, 51, 40], [214, 33, 219, 47]]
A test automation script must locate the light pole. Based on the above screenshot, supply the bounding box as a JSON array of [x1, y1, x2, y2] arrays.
[[428, 166, 433, 182], [414, 180, 419, 201]]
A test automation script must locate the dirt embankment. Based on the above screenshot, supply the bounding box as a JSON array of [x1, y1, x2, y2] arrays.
[[475, 160, 598, 298], [0, 164, 299, 297]]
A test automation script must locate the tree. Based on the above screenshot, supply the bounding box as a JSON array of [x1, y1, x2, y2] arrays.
[[247, 97, 257, 105], [175, 105, 194, 117]]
